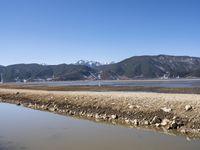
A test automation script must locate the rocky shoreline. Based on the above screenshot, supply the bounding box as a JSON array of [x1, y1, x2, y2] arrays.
[[0, 88, 200, 138]]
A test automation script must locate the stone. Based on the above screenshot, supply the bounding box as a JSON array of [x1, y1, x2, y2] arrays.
[[95, 113, 100, 119], [69, 111, 74, 115], [28, 103, 33, 108], [131, 119, 139, 126], [87, 113, 93, 118], [16, 102, 21, 106], [79, 111, 83, 115], [102, 114, 108, 120], [60, 109, 66, 113], [155, 123, 161, 127], [185, 105, 192, 111], [167, 126, 172, 130], [144, 120, 150, 125], [180, 129, 187, 134], [151, 116, 162, 124], [170, 120, 178, 129], [161, 107, 172, 113], [161, 119, 170, 126], [176, 120, 184, 128], [111, 114, 118, 119], [128, 105, 134, 109], [41, 105, 47, 110], [125, 119, 130, 124], [49, 107, 56, 112]]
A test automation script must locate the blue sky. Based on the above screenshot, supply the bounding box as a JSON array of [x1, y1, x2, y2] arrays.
[[0, 0, 200, 65]]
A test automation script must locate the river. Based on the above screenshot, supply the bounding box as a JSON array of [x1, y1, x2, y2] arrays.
[[11, 79, 200, 88]]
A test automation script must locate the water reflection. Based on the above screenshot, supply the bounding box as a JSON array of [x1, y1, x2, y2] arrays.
[[0, 103, 200, 150]]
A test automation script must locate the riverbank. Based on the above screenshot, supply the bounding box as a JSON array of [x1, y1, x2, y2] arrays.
[[1, 84, 200, 94], [0, 88, 200, 138]]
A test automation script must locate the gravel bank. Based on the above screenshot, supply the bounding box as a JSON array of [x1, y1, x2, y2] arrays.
[[0, 88, 200, 138]]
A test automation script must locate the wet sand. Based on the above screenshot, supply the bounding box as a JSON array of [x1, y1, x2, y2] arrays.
[[0, 88, 200, 138]]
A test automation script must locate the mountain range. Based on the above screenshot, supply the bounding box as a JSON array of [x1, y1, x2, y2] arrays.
[[1, 55, 200, 82], [74, 60, 115, 67]]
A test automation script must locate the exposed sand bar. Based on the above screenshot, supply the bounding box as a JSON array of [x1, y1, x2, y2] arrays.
[[0, 88, 200, 138]]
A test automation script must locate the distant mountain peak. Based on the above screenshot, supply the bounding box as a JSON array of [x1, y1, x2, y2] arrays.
[[74, 60, 115, 67], [74, 60, 102, 67]]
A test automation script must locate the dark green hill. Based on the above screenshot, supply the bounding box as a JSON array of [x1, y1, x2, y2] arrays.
[[188, 69, 200, 77], [97, 55, 200, 79], [0, 64, 97, 82], [50, 64, 96, 80]]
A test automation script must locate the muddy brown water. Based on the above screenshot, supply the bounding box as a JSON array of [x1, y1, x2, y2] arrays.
[[0, 103, 200, 150]]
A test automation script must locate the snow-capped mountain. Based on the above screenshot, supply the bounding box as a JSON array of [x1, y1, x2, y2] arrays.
[[2, 55, 200, 82], [74, 60, 112, 67]]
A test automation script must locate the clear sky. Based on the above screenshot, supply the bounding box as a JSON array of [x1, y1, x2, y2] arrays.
[[0, 0, 200, 65]]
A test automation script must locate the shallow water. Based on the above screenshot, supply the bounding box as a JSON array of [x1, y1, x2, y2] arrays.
[[13, 79, 200, 88], [0, 103, 200, 150]]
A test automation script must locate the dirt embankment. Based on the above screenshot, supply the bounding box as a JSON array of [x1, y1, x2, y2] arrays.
[[0, 88, 200, 138]]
